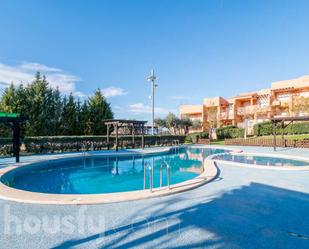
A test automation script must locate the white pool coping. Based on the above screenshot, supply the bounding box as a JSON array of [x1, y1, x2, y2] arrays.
[[210, 151, 309, 171], [0, 146, 221, 205], [0, 145, 307, 205]]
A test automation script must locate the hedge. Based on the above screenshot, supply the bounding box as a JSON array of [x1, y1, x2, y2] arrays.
[[0, 138, 13, 155], [216, 126, 245, 139], [253, 121, 309, 136], [15, 135, 185, 154], [185, 131, 209, 143]]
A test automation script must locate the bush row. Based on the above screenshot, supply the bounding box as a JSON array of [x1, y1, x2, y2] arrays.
[[0, 135, 186, 155], [216, 126, 245, 139], [253, 121, 309, 136], [185, 131, 209, 143]]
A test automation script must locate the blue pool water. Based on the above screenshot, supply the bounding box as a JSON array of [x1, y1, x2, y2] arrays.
[[1, 147, 226, 194], [213, 154, 309, 167]]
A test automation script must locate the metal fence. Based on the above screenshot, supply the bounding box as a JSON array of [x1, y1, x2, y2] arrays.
[[224, 137, 309, 148]]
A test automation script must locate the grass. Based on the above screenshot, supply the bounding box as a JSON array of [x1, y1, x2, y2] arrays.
[[210, 140, 225, 145]]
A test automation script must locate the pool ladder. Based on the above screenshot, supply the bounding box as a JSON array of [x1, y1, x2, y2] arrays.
[[144, 161, 170, 192], [172, 139, 180, 147], [172, 139, 180, 154], [81, 143, 88, 157]]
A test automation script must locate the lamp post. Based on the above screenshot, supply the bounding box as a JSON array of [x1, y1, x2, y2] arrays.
[[147, 69, 158, 135]]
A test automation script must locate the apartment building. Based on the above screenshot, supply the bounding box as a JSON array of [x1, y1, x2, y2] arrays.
[[180, 75, 309, 134]]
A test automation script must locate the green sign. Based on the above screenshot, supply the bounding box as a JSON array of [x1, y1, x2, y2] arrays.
[[0, 112, 20, 118]]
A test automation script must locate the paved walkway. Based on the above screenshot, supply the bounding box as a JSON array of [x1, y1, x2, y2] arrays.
[[0, 146, 308, 249]]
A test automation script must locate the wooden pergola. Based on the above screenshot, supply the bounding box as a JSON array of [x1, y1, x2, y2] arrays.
[[0, 113, 26, 163], [104, 119, 147, 151], [271, 116, 309, 151], [144, 125, 159, 135]]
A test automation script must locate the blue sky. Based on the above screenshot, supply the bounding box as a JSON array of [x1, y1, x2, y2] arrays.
[[0, 0, 309, 121]]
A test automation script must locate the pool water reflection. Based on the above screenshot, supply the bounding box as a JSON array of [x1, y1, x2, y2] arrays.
[[1, 147, 227, 194]]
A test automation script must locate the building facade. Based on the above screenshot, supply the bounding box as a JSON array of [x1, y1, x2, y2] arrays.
[[180, 75, 309, 134]]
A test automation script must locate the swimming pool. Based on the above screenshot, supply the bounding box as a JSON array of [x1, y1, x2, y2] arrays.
[[1, 147, 227, 195], [212, 153, 309, 167]]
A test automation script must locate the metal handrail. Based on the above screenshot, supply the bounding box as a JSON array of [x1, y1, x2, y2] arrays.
[[143, 162, 153, 192], [160, 160, 171, 189], [172, 139, 180, 147], [81, 143, 86, 156], [144, 160, 171, 192]]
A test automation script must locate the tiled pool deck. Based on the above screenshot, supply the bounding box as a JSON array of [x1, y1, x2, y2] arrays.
[[0, 146, 308, 249]]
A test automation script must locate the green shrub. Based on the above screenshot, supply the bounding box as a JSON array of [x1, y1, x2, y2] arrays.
[[216, 126, 244, 139], [0, 138, 13, 145], [253, 121, 309, 136], [22, 135, 186, 154], [0, 138, 14, 156], [185, 131, 209, 144]]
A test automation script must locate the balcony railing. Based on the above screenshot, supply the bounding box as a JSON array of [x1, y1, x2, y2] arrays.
[[237, 106, 255, 115], [237, 106, 271, 115], [220, 112, 234, 119]]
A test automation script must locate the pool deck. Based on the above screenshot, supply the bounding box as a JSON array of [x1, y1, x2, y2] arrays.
[[0, 145, 309, 248]]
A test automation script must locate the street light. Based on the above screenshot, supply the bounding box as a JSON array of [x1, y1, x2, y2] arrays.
[[147, 69, 158, 135]]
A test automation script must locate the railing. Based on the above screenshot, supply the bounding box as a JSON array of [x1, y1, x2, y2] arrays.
[[160, 161, 170, 189], [144, 160, 171, 192], [81, 143, 86, 156], [197, 138, 210, 145], [143, 162, 153, 191], [220, 112, 234, 120], [172, 139, 180, 147], [224, 137, 309, 148]]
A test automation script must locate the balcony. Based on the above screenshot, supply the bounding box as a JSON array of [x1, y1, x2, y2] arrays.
[[272, 100, 281, 106], [189, 117, 203, 122], [237, 106, 255, 115], [237, 105, 271, 116], [220, 111, 234, 120], [256, 106, 271, 114]]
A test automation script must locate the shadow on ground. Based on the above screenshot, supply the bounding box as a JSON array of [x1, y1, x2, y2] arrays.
[[53, 183, 309, 249]]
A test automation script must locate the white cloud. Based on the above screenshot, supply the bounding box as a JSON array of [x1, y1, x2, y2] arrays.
[[0, 61, 83, 96], [73, 91, 87, 98], [101, 87, 127, 98], [19, 62, 62, 72], [128, 103, 176, 115]]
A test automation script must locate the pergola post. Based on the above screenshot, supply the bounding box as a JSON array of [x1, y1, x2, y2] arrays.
[[12, 122, 20, 163], [273, 121, 277, 151], [270, 116, 309, 150], [106, 124, 110, 150], [281, 120, 285, 147], [103, 120, 147, 150], [132, 124, 135, 149], [141, 124, 145, 149], [115, 123, 119, 151]]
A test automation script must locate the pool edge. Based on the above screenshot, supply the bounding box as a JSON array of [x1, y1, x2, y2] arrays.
[[0, 146, 219, 205], [0, 158, 218, 205]]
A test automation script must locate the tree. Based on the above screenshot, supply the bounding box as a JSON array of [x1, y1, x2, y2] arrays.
[[178, 117, 192, 134], [165, 113, 179, 134], [154, 117, 167, 133], [24, 72, 57, 136], [192, 120, 202, 130], [60, 94, 78, 135], [154, 117, 166, 128], [0, 73, 115, 136], [87, 89, 114, 135]]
